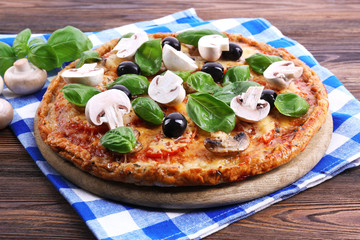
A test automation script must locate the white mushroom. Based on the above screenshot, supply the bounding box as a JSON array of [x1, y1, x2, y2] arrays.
[[148, 70, 186, 106], [204, 131, 250, 155], [198, 34, 229, 61], [61, 63, 104, 87], [0, 76, 4, 95], [0, 98, 14, 129], [4, 58, 47, 95], [113, 30, 149, 59], [263, 61, 303, 90], [85, 89, 131, 130], [230, 86, 270, 123], [162, 44, 198, 72]]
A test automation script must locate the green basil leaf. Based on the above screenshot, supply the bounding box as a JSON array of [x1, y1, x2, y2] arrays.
[[223, 65, 250, 85], [213, 81, 261, 105], [0, 42, 17, 77], [47, 26, 93, 64], [275, 93, 309, 117], [61, 83, 101, 107], [27, 43, 59, 71], [186, 92, 235, 133], [100, 126, 137, 154], [245, 53, 283, 74], [12, 28, 31, 58], [107, 74, 149, 95], [135, 39, 162, 76], [28, 38, 46, 48], [118, 32, 134, 42], [76, 50, 102, 68], [187, 71, 221, 93], [132, 97, 164, 125], [176, 29, 227, 47]]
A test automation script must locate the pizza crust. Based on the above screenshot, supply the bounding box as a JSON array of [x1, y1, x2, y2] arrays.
[[34, 111, 332, 209]]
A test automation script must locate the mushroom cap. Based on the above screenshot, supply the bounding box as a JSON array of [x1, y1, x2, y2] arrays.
[[198, 34, 229, 61], [0, 98, 14, 129], [61, 63, 104, 87], [4, 58, 47, 95], [114, 30, 149, 59], [85, 89, 131, 129], [230, 86, 270, 123], [148, 70, 186, 106], [204, 131, 250, 155], [0, 76, 4, 95], [263, 61, 303, 90], [162, 44, 198, 72]]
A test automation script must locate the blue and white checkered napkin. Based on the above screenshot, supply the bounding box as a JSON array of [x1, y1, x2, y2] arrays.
[[1, 8, 360, 240]]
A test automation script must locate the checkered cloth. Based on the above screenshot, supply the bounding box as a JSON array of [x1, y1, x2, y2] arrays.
[[1, 8, 360, 240]]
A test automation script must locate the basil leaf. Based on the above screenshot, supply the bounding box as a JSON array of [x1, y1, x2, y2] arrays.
[[61, 83, 101, 107], [187, 71, 221, 93], [132, 97, 164, 125], [135, 39, 162, 76], [12, 28, 31, 58], [0, 42, 17, 77], [47, 26, 93, 64], [275, 93, 309, 117], [28, 38, 46, 48], [107, 74, 149, 95], [213, 81, 261, 105], [186, 92, 235, 133], [246, 53, 283, 74], [118, 32, 134, 42], [76, 50, 102, 68], [27, 43, 59, 71], [176, 29, 227, 47], [223, 65, 250, 85], [100, 126, 137, 154]]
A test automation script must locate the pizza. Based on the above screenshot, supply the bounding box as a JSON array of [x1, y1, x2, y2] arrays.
[[36, 30, 329, 186]]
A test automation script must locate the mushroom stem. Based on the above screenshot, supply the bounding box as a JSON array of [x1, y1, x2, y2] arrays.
[[14, 58, 32, 72], [242, 86, 264, 109]]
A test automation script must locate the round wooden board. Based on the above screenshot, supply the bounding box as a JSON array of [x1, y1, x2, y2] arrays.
[[34, 113, 333, 209]]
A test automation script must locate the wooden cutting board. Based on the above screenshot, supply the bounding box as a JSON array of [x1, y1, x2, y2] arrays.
[[34, 113, 333, 209]]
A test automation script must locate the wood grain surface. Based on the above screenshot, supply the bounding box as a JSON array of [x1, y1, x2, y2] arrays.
[[0, 0, 359, 239]]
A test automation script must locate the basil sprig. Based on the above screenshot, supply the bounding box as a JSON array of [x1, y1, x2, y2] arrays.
[[61, 83, 101, 107], [76, 50, 102, 68], [186, 92, 235, 133], [135, 39, 162, 76], [107, 74, 149, 95], [132, 97, 164, 125], [213, 81, 261, 105], [47, 26, 93, 64], [186, 71, 221, 93], [246, 53, 283, 74], [100, 127, 137, 154], [275, 93, 309, 117], [223, 65, 250, 85], [0, 42, 17, 76], [176, 29, 227, 47]]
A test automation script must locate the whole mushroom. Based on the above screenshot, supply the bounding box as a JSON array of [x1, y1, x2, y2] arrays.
[[4, 58, 47, 95], [0, 99, 14, 129], [230, 86, 270, 123], [0, 76, 4, 95]]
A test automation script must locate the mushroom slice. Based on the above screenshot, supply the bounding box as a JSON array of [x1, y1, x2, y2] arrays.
[[204, 131, 250, 155], [198, 34, 229, 61], [162, 44, 198, 72], [113, 30, 149, 59], [263, 61, 303, 90], [85, 89, 131, 129], [61, 63, 104, 87], [130, 128, 143, 154], [230, 86, 270, 123], [148, 70, 186, 106], [4, 58, 47, 95]]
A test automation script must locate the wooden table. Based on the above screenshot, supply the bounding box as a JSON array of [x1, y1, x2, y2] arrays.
[[1, 1, 359, 239]]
